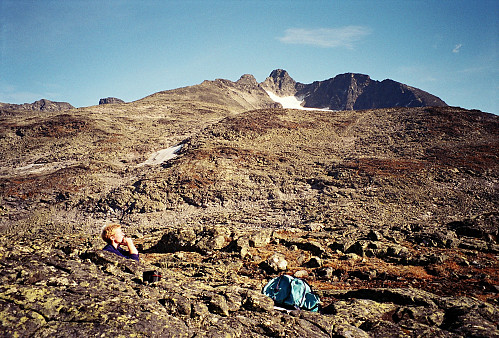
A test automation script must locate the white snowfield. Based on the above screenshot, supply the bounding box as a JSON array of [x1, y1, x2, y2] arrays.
[[265, 90, 332, 111], [6, 144, 184, 174], [138, 144, 183, 167], [4, 162, 76, 177]]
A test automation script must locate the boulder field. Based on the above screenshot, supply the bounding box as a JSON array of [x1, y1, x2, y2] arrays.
[[1, 216, 498, 336], [0, 93, 497, 336]]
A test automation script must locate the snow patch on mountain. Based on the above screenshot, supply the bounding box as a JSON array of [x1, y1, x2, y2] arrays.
[[138, 144, 183, 166], [265, 90, 332, 111], [265, 90, 305, 109]]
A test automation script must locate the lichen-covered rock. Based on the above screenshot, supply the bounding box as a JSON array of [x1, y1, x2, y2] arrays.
[[246, 229, 273, 248], [234, 235, 250, 259], [207, 292, 230, 316], [1, 222, 498, 337], [332, 322, 371, 338], [261, 253, 287, 273], [243, 289, 275, 312], [153, 225, 230, 253], [285, 238, 325, 256]]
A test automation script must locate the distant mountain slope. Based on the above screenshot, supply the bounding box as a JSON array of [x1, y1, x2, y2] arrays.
[[138, 69, 447, 113], [261, 69, 447, 110], [139, 74, 280, 113], [0, 69, 448, 114], [0, 99, 74, 114]]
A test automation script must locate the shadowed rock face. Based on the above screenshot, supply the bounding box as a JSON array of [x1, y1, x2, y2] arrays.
[[0, 73, 497, 336], [99, 97, 125, 105], [261, 70, 447, 110]]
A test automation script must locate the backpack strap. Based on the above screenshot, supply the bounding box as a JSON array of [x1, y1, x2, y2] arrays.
[[274, 274, 284, 292], [299, 287, 307, 308]]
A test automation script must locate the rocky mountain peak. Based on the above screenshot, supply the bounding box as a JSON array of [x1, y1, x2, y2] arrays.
[[261, 69, 298, 96], [236, 74, 259, 87], [297, 73, 373, 110], [297, 72, 446, 110], [268, 69, 292, 80], [99, 97, 125, 105], [259, 70, 446, 110], [29, 99, 74, 111]]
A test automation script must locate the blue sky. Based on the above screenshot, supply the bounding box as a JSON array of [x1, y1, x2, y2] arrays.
[[1, 1, 498, 114]]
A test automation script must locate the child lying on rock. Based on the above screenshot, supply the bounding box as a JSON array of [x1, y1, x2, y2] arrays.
[[101, 224, 139, 261]]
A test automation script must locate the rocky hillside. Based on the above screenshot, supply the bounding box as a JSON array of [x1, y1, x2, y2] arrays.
[[0, 74, 497, 336], [143, 74, 281, 113], [261, 69, 447, 110]]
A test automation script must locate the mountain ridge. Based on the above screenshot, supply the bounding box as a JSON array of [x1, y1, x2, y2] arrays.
[[0, 69, 448, 113], [261, 69, 447, 110], [136, 69, 448, 114], [0, 98, 74, 114], [143, 69, 448, 112]]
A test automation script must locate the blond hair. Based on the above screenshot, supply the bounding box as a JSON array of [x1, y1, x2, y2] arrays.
[[101, 224, 121, 243]]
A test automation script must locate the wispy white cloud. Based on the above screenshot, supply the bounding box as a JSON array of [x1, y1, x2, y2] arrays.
[[278, 26, 371, 49], [452, 44, 463, 53]]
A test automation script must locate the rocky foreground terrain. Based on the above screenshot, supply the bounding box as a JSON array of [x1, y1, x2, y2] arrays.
[[0, 72, 498, 337]]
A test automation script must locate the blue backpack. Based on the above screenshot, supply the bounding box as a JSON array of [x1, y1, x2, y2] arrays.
[[262, 275, 320, 312]]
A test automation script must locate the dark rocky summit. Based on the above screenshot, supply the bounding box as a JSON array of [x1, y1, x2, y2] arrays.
[[99, 97, 125, 105], [0, 99, 74, 114], [0, 71, 497, 337], [261, 69, 301, 96], [261, 69, 447, 110]]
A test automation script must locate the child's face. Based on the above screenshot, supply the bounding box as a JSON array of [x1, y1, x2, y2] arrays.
[[111, 227, 125, 244]]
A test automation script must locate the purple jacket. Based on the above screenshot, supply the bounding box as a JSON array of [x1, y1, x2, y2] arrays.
[[103, 243, 139, 262]]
